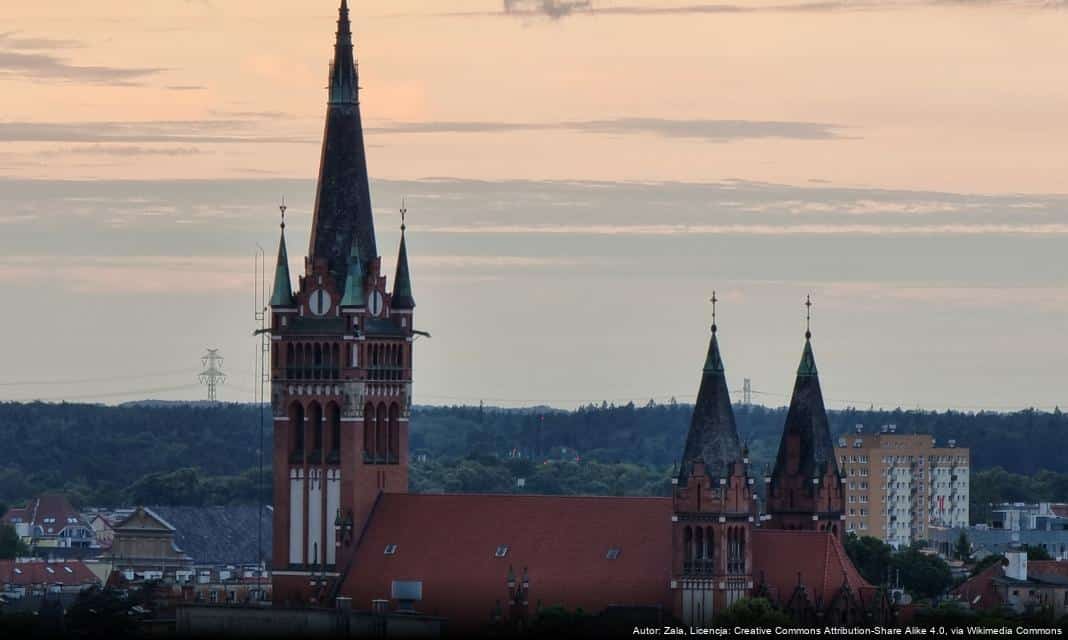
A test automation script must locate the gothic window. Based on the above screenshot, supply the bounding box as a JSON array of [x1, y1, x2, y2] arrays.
[[327, 402, 341, 463], [288, 402, 305, 458], [376, 404, 388, 459], [308, 402, 323, 461], [388, 403, 400, 462], [363, 402, 375, 460], [694, 527, 704, 563], [286, 343, 295, 379], [683, 526, 693, 572]]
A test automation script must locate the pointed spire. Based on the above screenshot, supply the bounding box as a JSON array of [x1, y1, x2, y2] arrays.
[[309, 0, 377, 287], [770, 295, 838, 485], [391, 201, 415, 310], [270, 199, 295, 307], [340, 231, 366, 308], [798, 295, 818, 376], [329, 0, 358, 105], [678, 295, 742, 480]]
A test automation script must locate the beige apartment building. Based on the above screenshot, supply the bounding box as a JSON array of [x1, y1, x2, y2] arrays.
[[835, 425, 970, 548]]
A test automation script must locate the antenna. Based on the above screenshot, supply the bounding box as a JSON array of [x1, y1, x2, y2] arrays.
[[743, 378, 752, 407], [198, 349, 226, 402]]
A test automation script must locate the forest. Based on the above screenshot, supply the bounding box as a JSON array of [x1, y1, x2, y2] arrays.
[[1, 400, 1067, 519]]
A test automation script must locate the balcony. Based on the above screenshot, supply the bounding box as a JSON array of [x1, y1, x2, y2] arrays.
[[683, 561, 715, 576]]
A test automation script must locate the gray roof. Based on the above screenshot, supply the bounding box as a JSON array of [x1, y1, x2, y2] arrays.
[[147, 505, 271, 566], [678, 330, 742, 480]]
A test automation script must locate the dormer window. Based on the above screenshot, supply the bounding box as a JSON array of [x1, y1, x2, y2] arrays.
[[384, 544, 398, 556], [494, 545, 509, 558]]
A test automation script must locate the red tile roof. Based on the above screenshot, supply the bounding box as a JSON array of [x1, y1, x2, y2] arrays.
[[0, 560, 100, 588], [751, 529, 872, 607], [341, 493, 674, 626], [0, 494, 84, 535], [951, 562, 1004, 610]]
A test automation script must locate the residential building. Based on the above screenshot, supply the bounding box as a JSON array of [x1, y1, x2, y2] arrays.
[[952, 552, 1068, 616], [930, 503, 1068, 561], [835, 426, 969, 547], [0, 559, 100, 601], [0, 494, 94, 558]]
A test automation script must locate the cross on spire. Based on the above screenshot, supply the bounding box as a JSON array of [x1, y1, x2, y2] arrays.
[[805, 294, 813, 340], [400, 198, 407, 232], [710, 291, 719, 334], [279, 196, 287, 230]]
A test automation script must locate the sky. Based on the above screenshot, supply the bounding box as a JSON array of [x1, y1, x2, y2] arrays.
[[1, 0, 1066, 411]]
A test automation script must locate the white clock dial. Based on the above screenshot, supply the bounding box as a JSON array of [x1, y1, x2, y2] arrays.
[[368, 290, 384, 317], [309, 288, 332, 316]]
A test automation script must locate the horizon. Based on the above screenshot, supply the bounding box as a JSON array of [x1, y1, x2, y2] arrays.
[[2, 1, 1067, 411]]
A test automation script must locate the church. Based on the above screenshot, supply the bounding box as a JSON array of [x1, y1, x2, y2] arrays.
[[268, 1, 893, 630]]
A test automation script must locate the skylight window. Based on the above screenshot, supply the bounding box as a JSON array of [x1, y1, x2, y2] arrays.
[[64, 566, 74, 574], [606, 548, 622, 560], [13, 568, 22, 575], [384, 544, 398, 556], [46, 567, 55, 574], [494, 545, 509, 558]]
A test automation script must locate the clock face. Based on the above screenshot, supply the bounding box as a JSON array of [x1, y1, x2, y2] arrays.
[[309, 288, 332, 316], [368, 290, 384, 317]]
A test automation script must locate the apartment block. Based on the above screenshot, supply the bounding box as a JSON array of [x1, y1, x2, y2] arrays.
[[835, 425, 970, 548]]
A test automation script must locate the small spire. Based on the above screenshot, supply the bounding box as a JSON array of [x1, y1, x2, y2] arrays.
[[329, 0, 358, 105], [270, 200, 295, 308], [391, 202, 415, 310]]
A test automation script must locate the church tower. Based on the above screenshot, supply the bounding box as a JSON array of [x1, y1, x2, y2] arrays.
[[270, 0, 416, 604], [765, 297, 844, 538], [671, 296, 757, 625]]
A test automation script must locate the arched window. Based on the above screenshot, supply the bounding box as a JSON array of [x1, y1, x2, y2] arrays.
[[683, 526, 693, 572], [313, 344, 323, 380], [326, 402, 341, 464], [706, 527, 715, 571], [376, 404, 388, 459], [695, 527, 704, 562], [286, 343, 294, 379], [388, 403, 400, 462], [363, 402, 375, 460], [331, 343, 339, 378], [308, 402, 323, 462], [288, 402, 305, 459]]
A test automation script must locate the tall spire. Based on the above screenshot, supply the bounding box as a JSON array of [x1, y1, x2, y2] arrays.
[[771, 296, 837, 482], [309, 0, 378, 290], [270, 199, 295, 307], [678, 293, 741, 480], [391, 201, 415, 310], [329, 0, 357, 105]]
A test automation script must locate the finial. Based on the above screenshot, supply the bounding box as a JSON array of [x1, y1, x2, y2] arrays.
[[710, 291, 718, 334], [804, 294, 813, 340], [279, 196, 287, 230], [400, 198, 407, 233]]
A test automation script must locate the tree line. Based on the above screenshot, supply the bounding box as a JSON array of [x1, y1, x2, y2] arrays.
[[2, 401, 1067, 514]]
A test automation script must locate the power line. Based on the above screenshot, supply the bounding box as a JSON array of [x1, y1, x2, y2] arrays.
[[199, 349, 227, 403], [0, 369, 197, 388]]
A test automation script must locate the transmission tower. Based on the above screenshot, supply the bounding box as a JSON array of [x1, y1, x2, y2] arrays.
[[199, 349, 227, 402], [743, 378, 752, 406]]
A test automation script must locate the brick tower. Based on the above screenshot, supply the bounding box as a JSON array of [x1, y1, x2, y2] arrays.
[[269, 0, 415, 604], [765, 298, 844, 538], [671, 300, 757, 625]]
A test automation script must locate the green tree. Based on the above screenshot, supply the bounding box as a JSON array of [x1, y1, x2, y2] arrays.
[[713, 598, 793, 627], [891, 548, 953, 599], [954, 531, 971, 562], [0, 523, 29, 559], [1020, 544, 1053, 561], [844, 533, 894, 585]]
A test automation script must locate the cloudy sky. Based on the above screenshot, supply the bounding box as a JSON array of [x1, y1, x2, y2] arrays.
[[2, 0, 1066, 410]]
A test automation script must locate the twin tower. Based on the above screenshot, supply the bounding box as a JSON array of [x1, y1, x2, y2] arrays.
[[670, 300, 846, 615]]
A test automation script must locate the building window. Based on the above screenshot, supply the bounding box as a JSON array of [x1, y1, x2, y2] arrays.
[[384, 544, 398, 556], [606, 548, 622, 560], [495, 545, 509, 558]]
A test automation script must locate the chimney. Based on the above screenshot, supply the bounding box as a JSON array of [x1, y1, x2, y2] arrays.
[[1004, 552, 1028, 581], [371, 599, 388, 616]]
